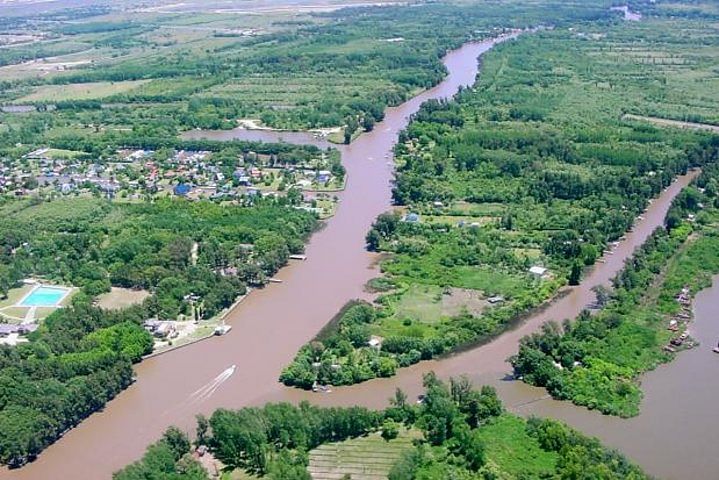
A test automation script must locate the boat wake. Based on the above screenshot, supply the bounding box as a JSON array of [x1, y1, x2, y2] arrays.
[[186, 365, 236, 406]]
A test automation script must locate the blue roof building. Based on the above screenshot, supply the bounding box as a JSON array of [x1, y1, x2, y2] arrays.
[[174, 183, 192, 196]]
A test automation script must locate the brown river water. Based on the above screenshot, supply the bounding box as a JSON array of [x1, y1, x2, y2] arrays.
[[4, 35, 717, 480]]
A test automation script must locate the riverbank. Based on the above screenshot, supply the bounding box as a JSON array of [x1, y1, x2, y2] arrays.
[[0, 37, 512, 480], [142, 290, 252, 359], [236, 118, 343, 140], [503, 269, 719, 480]]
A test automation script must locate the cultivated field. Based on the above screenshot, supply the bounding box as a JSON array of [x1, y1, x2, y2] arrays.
[[308, 430, 418, 480]]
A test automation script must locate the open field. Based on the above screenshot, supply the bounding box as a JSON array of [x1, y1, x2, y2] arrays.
[[18, 80, 150, 102], [476, 415, 557, 477], [96, 287, 150, 310], [389, 284, 489, 324], [0, 283, 32, 309]]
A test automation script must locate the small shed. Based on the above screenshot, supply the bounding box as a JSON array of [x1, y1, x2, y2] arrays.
[[403, 213, 420, 223], [368, 336, 383, 350]]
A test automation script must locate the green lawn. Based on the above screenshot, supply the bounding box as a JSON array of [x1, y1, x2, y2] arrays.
[[0, 284, 33, 309], [389, 284, 445, 324]]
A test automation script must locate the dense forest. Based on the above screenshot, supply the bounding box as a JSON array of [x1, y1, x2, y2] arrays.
[[115, 375, 649, 479], [0, 194, 316, 465], [512, 150, 719, 417], [281, 9, 719, 388], [0, 297, 150, 466]]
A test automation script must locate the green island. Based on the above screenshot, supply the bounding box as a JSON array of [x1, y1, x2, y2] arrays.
[[280, 3, 719, 389], [512, 160, 719, 417], [115, 376, 649, 480]]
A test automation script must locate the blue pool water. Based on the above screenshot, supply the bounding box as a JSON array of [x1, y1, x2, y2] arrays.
[[20, 286, 69, 307]]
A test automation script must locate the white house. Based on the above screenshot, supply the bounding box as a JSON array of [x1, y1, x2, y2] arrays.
[[529, 266, 548, 278]]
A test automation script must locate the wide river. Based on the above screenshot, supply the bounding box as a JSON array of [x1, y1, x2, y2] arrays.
[[4, 36, 716, 480]]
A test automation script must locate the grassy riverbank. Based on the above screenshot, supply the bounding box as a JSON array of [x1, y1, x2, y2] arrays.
[[512, 160, 719, 417], [115, 376, 650, 480], [281, 7, 719, 389]]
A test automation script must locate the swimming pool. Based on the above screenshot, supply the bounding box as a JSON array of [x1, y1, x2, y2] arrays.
[[20, 286, 70, 307]]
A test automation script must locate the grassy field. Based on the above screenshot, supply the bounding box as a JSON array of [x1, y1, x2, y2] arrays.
[[476, 414, 557, 478], [201, 75, 401, 109], [302, 414, 559, 480], [0, 285, 32, 322], [18, 80, 150, 102], [623, 114, 719, 132], [387, 284, 489, 324], [0, 284, 32, 309], [308, 429, 418, 480], [44, 148, 85, 159], [217, 429, 418, 480]]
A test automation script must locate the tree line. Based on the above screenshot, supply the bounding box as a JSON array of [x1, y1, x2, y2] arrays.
[[116, 374, 649, 479]]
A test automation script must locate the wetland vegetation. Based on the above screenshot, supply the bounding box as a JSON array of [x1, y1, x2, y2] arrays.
[[281, 4, 719, 389]]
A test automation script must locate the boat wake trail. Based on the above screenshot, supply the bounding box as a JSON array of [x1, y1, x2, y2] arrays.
[[186, 365, 236, 406]]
